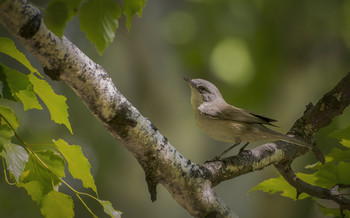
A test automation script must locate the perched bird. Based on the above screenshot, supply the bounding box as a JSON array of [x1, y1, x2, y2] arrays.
[[184, 78, 312, 159]]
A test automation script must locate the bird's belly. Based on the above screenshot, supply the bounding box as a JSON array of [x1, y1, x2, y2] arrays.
[[195, 113, 246, 143]]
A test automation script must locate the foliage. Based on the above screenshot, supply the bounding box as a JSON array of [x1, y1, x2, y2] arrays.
[[251, 126, 350, 217], [0, 0, 147, 216], [1, 0, 349, 217], [122, 0, 147, 30], [0, 37, 121, 217], [79, 0, 121, 55], [43, 0, 148, 55]]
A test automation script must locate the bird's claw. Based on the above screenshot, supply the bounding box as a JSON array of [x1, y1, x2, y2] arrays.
[[239, 149, 251, 155], [204, 155, 222, 163]]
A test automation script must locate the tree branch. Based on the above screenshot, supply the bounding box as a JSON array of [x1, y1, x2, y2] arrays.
[[276, 72, 350, 208], [290, 72, 350, 135], [1, 0, 350, 217], [204, 142, 291, 186], [205, 72, 350, 207], [0, 0, 237, 217], [275, 163, 350, 205]]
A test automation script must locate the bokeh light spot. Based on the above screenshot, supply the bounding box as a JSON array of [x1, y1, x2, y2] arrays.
[[210, 38, 254, 86]]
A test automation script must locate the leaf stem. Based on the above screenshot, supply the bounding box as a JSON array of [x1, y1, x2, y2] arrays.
[[76, 193, 98, 218], [1, 157, 16, 185], [0, 113, 26, 146]]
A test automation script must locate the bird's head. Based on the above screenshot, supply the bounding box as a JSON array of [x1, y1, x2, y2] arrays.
[[184, 78, 223, 109]]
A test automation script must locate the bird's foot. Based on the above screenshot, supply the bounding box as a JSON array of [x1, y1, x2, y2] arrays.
[[238, 142, 250, 154], [204, 155, 222, 163], [238, 149, 251, 155]]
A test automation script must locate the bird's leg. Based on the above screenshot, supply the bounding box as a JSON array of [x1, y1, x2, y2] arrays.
[[238, 142, 250, 154], [211, 139, 241, 161]]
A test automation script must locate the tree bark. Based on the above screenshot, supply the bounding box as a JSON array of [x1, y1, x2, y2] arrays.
[[0, 0, 349, 217]]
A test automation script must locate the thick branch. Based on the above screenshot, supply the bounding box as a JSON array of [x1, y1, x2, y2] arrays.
[[0, 0, 237, 217], [2, 0, 350, 216], [204, 142, 285, 186]]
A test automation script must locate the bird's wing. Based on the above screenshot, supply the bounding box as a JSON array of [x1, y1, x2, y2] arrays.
[[198, 102, 277, 126]]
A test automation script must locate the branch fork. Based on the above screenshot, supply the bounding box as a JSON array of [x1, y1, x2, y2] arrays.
[[1, 1, 350, 216]]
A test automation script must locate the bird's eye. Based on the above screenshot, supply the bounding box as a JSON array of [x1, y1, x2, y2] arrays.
[[198, 86, 207, 93]]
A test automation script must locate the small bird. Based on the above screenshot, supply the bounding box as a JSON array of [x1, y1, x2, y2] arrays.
[[184, 78, 312, 159]]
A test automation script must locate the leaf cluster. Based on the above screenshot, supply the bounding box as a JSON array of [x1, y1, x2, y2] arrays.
[[251, 127, 350, 217], [0, 37, 120, 217], [43, 0, 147, 55]]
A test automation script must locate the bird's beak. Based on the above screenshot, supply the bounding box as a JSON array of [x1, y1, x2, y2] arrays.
[[184, 78, 194, 88]]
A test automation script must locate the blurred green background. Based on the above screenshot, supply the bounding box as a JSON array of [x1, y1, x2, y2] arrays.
[[1, 0, 350, 217]]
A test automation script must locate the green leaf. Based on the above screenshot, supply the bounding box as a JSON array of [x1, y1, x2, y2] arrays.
[[0, 106, 19, 131], [20, 151, 65, 196], [317, 203, 346, 217], [0, 66, 17, 101], [100, 200, 122, 218], [79, 0, 121, 55], [297, 165, 335, 189], [325, 147, 350, 163], [123, 0, 147, 30], [250, 174, 310, 200], [28, 73, 72, 134], [340, 139, 350, 148], [19, 180, 43, 204], [0, 37, 39, 74], [337, 162, 350, 184], [329, 125, 350, 140], [0, 125, 13, 148], [44, 0, 82, 37], [0, 64, 42, 110], [41, 191, 74, 218], [53, 139, 97, 193], [1, 143, 29, 183], [306, 146, 350, 169], [38, 150, 66, 179], [298, 162, 350, 188]]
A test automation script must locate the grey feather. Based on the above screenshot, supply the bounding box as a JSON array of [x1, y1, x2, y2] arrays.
[[198, 101, 277, 126]]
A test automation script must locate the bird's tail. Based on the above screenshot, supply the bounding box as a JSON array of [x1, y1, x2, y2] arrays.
[[278, 134, 313, 149]]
